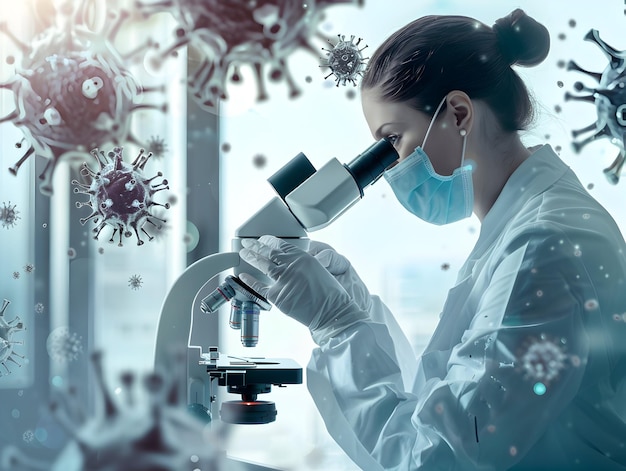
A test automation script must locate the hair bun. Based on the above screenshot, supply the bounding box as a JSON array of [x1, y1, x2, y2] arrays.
[[492, 9, 550, 67]]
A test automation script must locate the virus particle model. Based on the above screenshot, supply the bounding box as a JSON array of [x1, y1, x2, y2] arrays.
[[135, 0, 364, 112], [0, 202, 20, 229], [21, 430, 34, 444], [46, 327, 83, 364], [128, 274, 143, 290], [72, 146, 170, 247], [320, 34, 368, 86], [34, 303, 45, 314], [564, 29, 626, 184], [1, 351, 232, 470], [12, 272, 20, 280], [0, 2, 166, 195], [23, 264, 34, 275], [252, 153, 267, 168], [516, 334, 569, 389], [0, 299, 26, 376], [146, 135, 168, 159]]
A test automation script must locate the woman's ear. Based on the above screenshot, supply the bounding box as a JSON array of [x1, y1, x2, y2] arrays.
[[446, 90, 474, 134]]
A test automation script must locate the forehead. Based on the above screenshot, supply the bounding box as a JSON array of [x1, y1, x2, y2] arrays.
[[361, 88, 427, 137]]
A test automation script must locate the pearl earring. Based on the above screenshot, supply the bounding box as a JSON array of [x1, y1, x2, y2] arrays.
[[460, 129, 467, 137]]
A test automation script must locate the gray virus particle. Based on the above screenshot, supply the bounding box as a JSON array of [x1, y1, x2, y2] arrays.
[[252, 153, 267, 168], [0, 299, 26, 376], [320, 34, 368, 86], [46, 327, 83, 364], [0, 202, 21, 229], [1, 351, 232, 470], [72, 146, 170, 247], [146, 135, 168, 158], [0, 2, 166, 194], [564, 29, 626, 184], [128, 274, 143, 290], [23, 264, 34, 275], [516, 334, 569, 386], [136, 0, 365, 112], [12, 272, 20, 280], [34, 303, 45, 314]]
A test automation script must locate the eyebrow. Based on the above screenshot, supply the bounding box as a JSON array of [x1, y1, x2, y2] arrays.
[[373, 122, 402, 140]]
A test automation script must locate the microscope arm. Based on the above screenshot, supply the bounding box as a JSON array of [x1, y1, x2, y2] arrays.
[[154, 251, 240, 406]]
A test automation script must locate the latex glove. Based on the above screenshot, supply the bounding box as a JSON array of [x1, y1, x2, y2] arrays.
[[239, 235, 369, 344], [307, 241, 372, 313]]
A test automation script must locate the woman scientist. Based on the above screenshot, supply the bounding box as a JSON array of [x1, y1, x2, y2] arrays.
[[239, 8, 626, 471]]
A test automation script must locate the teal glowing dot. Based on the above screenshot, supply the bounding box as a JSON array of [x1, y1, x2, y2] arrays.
[[35, 427, 48, 442], [533, 382, 547, 395], [11, 408, 20, 418], [51, 375, 64, 388]]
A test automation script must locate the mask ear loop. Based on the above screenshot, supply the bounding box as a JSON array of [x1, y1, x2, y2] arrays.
[[460, 128, 468, 167], [421, 95, 448, 151]]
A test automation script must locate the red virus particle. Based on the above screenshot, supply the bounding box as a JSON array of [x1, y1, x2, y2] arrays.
[[72, 146, 170, 246], [0, 2, 166, 194], [320, 34, 369, 86], [135, 0, 364, 111], [0, 298, 26, 376], [0, 201, 20, 229], [564, 29, 626, 184]]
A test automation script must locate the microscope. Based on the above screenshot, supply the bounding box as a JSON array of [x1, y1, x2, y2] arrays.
[[153, 138, 397, 465]]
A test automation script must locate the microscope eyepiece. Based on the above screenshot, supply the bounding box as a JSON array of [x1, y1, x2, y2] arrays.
[[345, 138, 398, 194], [267, 152, 316, 201]]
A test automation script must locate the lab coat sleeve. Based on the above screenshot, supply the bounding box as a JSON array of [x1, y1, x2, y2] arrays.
[[306, 229, 591, 470], [368, 294, 418, 391]]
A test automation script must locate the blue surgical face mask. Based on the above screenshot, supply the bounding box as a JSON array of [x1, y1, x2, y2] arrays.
[[383, 95, 474, 225]]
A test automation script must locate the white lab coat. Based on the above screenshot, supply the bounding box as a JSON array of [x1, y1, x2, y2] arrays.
[[307, 145, 626, 470]]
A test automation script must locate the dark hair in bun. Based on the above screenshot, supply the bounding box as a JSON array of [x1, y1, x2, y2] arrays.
[[361, 9, 550, 132], [493, 8, 550, 67]]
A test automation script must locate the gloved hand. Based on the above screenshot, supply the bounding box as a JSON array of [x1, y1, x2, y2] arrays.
[[239, 235, 369, 344], [307, 241, 373, 313]]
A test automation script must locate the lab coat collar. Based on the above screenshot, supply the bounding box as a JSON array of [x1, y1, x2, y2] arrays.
[[461, 145, 569, 278]]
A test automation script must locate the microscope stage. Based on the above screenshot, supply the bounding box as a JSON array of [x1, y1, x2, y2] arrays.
[[203, 357, 303, 387]]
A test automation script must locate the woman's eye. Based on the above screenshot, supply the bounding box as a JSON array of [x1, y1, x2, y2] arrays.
[[387, 135, 399, 144]]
